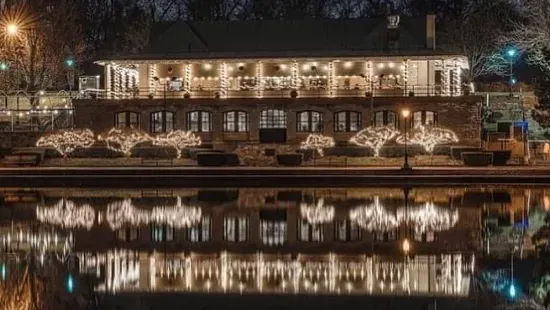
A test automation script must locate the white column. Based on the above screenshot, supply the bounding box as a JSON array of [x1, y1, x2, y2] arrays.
[[105, 64, 112, 98], [403, 59, 410, 95], [113, 65, 121, 99], [256, 62, 263, 98], [442, 60, 450, 96], [328, 61, 334, 97], [219, 62, 228, 98], [366, 61, 373, 93], [148, 64, 157, 96], [291, 61, 299, 89], [184, 63, 192, 94], [453, 60, 462, 96]]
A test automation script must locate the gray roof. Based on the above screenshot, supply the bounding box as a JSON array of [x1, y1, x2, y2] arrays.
[[105, 17, 454, 61]]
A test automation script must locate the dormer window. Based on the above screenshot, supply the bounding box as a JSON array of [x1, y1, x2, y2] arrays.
[[387, 15, 400, 28]]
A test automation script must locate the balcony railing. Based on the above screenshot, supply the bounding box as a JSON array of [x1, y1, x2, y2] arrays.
[[81, 84, 466, 100]]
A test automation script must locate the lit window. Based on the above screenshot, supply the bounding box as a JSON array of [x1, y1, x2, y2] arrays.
[[223, 216, 249, 242], [151, 224, 175, 242], [115, 111, 140, 128], [413, 111, 438, 127], [260, 109, 286, 128], [188, 216, 211, 242], [374, 111, 397, 128], [335, 220, 361, 242], [298, 220, 324, 242], [187, 111, 212, 132], [260, 220, 286, 246], [334, 111, 361, 132], [375, 230, 398, 242], [297, 111, 323, 132], [116, 227, 139, 241], [223, 111, 249, 132], [150, 111, 175, 133]]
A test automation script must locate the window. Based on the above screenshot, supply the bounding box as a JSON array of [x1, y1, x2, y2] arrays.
[[413, 111, 438, 128], [223, 111, 249, 132], [260, 220, 286, 246], [150, 111, 175, 133], [151, 224, 175, 242], [374, 111, 397, 128], [298, 220, 324, 242], [187, 111, 212, 132], [187, 216, 211, 242], [334, 111, 361, 132], [115, 111, 140, 128], [374, 230, 398, 242], [260, 109, 286, 128], [223, 216, 249, 242], [414, 231, 437, 243], [335, 220, 361, 242], [297, 111, 323, 132], [116, 228, 139, 241]]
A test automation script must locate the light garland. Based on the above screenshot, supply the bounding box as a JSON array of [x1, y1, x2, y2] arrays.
[[398, 202, 459, 234], [149, 64, 157, 95], [291, 61, 299, 89], [328, 61, 334, 97], [106, 197, 202, 230], [184, 63, 192, 94], [36, 129, 95, 157], [349, 197, 399, 232], [220, 62, 228, 98], [256, 62, 263, 98], [152, 130, 201, 159], [106, 64, 112, 98], [366, 61, 373, 92], [349, 126, 400, 158], [98, 127, 152, 157], [396, 125, 459, 154], [300, 134, 335, 156], [300, 199, 335, 224], [36, 199, 96, 230]]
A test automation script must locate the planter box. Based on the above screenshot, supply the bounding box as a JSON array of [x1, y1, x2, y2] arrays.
[[190, 148, 223, 160], [277, 154, 303, 166], [451, 147, 481, 161], [489, 150, 511, 166], [264, 148, 276, 157], [462, 152, 493, 166], [296, 149, 315, 161], [197, 152, 240, 166]]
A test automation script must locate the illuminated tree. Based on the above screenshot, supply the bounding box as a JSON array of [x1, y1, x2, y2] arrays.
[[299, 134, 335, 156], [397, 125, 459, 154], [152, 130, 202, 159], [349, 126, 399, 157], [98, 127, 151, 157], [36, 129, 95, 157]]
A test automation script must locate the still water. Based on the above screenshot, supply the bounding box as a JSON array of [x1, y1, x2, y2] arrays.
[[0, 186, 547, 308]]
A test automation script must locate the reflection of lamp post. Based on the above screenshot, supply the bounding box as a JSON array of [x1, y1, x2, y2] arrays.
[[402, 187, 411, 255], [401, 109, 411, 170]]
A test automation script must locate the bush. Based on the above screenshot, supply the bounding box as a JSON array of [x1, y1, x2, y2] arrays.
[[463, 152, 493, 166], [451, 147, 481, 161], [197, 152, 240, 166], [133, 147, 177, 159], [489, 150, 511, 166], [277, 154, 303, 166]]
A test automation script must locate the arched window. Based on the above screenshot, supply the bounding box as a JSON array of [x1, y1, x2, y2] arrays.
[[413, 110, 438, 127], [115, 111, 140, 128], [374, 111, 397, 128], [223, 111, 249, 132], [150, 111, 175, 133], [297, 111, 323, 132], [187, 111, 212, 132], [334, 111, 361, 132], [298, 220, 324, 242], [260, 109, 286, 128]]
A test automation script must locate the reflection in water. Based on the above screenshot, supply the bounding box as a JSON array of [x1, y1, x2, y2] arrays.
[[0, 186, 545, 298]]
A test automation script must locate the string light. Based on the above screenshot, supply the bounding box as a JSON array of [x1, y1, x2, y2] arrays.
[[152, 130, 201, 159], [398, 202, 459, 234], [349, 197, 399, 231], [396, 125, 459, 154], [300, 199, 335, 224], [36, 129, 95, 157], [98, 128, 152, 157], [36, 199, 96, 230], [349, 126, 400, 158], [299, 134, 335, 156]]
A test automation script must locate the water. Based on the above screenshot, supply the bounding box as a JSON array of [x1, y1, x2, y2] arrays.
[[0, 186, 548, 309]]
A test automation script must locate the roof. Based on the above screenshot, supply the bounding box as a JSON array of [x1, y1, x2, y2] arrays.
[[102, 17, 457, 62]]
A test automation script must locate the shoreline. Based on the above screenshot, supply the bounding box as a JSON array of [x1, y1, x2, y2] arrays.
[[0, 166, 549, 187]]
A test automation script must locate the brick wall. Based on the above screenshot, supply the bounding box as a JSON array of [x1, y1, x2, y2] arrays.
[[0, 132, 42, 149], [74, 96, 483, 147]]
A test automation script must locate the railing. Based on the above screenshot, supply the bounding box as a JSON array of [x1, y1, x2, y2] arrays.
[[80, 84, 467, 100], [0, 108, 74, 132]]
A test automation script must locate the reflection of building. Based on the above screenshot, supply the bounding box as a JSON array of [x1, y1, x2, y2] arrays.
[[77, 250, 473, 296], [75, 15, 481, 147]]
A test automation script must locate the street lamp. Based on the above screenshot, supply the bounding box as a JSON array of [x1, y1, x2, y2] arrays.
[[6, 23, 18, 36], [401, 109, 411, 170], [153, 76, 177, 132], [506, 48, 517, 96]]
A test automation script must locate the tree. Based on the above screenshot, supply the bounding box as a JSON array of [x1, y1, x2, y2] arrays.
[[397, 125, 459, 154], [299, 133, 334, 156], [36, 129, 95, 157], [152, 130, 202, 159], [349, 126, 399, 157], [98, 127, 151, 157]]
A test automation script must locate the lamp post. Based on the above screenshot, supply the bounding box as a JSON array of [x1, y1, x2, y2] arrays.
[[153, 76, 177, 132], [507, 48, 516, 96], [401, 109, 411, 170]]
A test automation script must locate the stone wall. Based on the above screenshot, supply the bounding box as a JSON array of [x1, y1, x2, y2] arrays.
[[74, 96, 483, 148], [0, 132, 42, 149]]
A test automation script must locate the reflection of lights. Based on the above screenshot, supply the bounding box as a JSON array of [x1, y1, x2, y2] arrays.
[[349, 197, 399, 231], [106, 197, 202, 230], [300, 134, 335, 156], [36, 199, 96, 230], [402, 238, 410, 254], [399, 202, 459, 233], [300, 199, 335, 224]]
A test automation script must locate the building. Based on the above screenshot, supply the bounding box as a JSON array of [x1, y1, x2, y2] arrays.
[[74, 15, 482, 148]]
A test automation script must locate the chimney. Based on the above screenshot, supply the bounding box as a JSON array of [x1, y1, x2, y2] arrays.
[[426, 14, 436, 50]]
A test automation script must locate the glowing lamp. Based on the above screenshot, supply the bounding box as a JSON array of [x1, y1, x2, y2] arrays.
[[401, 109, 410, 118], [6, 24, 18, 36], [1, 263, 6, 280], [402, 238, 411, 254], [508, 283, 516, 298], [67, 274, 75, 293], [507, 49, 516, 57]]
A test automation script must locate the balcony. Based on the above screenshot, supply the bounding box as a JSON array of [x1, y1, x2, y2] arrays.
[[84, 84, 465, 100]]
